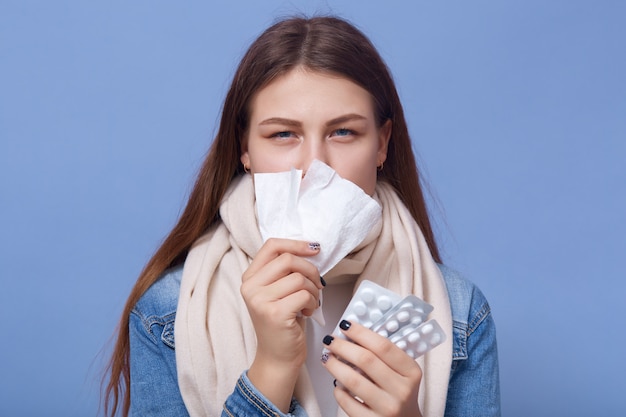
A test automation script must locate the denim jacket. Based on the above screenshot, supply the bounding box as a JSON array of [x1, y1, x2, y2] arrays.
[[129, 264, 500, 416]]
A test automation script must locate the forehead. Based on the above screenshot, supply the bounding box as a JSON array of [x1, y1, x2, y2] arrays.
[[249, 68, 376, 122]]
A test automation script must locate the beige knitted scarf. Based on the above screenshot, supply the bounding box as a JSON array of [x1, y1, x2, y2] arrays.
[[175, 174, 452, 417]]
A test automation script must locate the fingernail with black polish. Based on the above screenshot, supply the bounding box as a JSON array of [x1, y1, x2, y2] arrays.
[[323, 335, 334, 346], [320, 276, 326, 287], [333, 379, 337, 387], [339, 320, 351, 331]]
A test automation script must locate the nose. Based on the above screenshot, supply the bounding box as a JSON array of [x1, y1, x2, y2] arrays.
[[301, 138, 328, 176]]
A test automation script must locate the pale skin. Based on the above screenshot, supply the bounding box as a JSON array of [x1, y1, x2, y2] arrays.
[[239, 67, 422, 416]]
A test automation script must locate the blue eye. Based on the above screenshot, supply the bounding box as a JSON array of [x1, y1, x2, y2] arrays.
[[333, 128, 355, 137], [273, 131, 294, 138]]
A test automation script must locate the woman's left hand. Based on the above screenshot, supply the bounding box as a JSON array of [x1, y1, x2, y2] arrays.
[[322, 321, 423, 417]]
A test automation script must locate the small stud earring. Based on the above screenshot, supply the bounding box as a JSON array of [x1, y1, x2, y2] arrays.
[[377, 161, 384, 171], [243, 164, 250, 174]]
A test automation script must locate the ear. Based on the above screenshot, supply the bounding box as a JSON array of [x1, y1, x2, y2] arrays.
[[240, 132, 251, 166], [377, 119, 392, 164], [240, 151, 250, 168]]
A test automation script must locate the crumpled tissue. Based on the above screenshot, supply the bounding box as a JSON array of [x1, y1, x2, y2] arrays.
[[254, 159, 382, 325]]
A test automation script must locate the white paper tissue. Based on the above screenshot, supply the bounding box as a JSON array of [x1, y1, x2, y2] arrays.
[[254, 159, 382, 325]]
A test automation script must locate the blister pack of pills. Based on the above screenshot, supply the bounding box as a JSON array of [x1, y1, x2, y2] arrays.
[[327, 280, 446, 360], [369, 294, 433, 339], [330, 280, 403, 342], [388, 319, 445, 359]]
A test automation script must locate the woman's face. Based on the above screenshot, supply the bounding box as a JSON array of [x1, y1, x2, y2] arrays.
[[241, 68, 391, 196]]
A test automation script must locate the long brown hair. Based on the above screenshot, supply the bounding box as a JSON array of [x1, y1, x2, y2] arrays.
[[103, 15, 441, 416]]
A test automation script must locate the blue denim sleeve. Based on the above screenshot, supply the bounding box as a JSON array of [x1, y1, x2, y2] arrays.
[[443, 269, 501, 417], [129, 308, 190, 417], [129, 267, 308, 417], [222, 371, 307, 417]]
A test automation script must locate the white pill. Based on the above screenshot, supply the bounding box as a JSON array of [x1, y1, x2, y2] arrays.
[[396, 340, 407, 350], [377, 330, 389, 337], [402, 327, 414, 336], [400, 301, 413, 309], [421, 323, 434, 334], [377, 296, 392, 311], [370, 310, 383, 322], [346, 314, 358, 323], [430, 333, 442, 345], [353, 301, 367, 316], [385, 320, 399, 332], [411, 316, 423, 326], [361, 288, 375, 303], [416, 341, 428, 354], [408, 332, 420, 343], [397, 310, 410, 323], [406, 349, 415, 359]]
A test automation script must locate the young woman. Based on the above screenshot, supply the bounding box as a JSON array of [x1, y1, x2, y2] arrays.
[[104, 16, 500, 417]]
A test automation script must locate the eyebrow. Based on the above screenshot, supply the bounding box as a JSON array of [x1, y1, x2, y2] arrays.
[[326, 113, 368, 127], [258, 113, 368, 128]]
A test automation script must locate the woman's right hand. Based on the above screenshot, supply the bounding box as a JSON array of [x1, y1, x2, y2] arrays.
[[241, 238, 323, 412]]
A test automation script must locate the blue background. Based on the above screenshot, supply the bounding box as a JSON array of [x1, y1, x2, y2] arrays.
[[1, 1, 624, 416]]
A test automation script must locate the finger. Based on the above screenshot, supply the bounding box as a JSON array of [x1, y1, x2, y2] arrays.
[[244, 238, 323, 285], [266, 273, 320, 315], [323, 322, 422, 406], [246, 238, 320, 277], [334, 386, 376, 417], [324, 351, 379, 404], [323, 336, 400, 403], [325, 351, 414, 417], [337, 320, 419, 378], [324, 342, 419, 416], [250, 252, 321, 288], [275, 287, 319, 319]]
